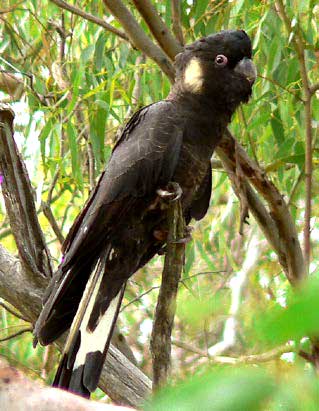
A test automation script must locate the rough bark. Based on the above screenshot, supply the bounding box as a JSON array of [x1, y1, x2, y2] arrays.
[[217, 131, 305, 285], [150, 192, 185, 390], [0, 106, 52, 279]]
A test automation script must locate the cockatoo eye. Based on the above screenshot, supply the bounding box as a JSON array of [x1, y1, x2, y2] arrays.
[[215, 54, 228, 66]]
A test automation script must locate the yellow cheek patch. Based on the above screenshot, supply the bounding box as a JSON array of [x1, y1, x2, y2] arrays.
[[184, 58, 203, 93]]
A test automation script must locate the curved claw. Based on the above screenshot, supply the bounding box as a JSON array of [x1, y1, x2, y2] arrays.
[[156, 182, 183, 202]]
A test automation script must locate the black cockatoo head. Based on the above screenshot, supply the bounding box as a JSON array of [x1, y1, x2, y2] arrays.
[[173, 30, 256, 111]]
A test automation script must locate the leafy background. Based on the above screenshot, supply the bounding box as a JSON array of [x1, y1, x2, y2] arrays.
[[0, 0, 318, 409]]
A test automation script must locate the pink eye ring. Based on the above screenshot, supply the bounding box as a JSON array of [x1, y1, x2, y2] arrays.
[[215, 54, 228, 66]]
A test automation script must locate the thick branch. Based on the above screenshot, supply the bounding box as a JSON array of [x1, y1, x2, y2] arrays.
[[0, 105, 52, 278], [0, 244, 151, 407], [103, 0, 175, 82], [49, 0, 128, 41], [132, 0, 182, 60], [150, 191, 185, 390], [217, 130, 305, 285]]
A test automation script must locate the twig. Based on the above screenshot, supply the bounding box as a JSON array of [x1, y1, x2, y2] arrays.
[[0, 327, 32, 342], [122, 270, 225, 311], [150, 190, 185, 390], [49, 0, 128, 41], [46, 168, 60, 206], [0, 301, 29, 322], [122, 286, 160, 311], [41, 201, 65, 245], [132, 0, 182, 60], [172, 339, 294, 364], [209, 345, 295, 364], [172, 338, 207, 357], [288, 169, 304, 206], [258, 74, 303, 100], [103, 0, 175, 82]]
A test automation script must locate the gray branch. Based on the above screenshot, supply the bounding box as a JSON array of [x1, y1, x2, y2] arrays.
[[132, 0, 182, 60], [217, 130, 305, 284], [103, 0, 175, 82], [0, 106, 52, 278], [150, 191, 185, 390]]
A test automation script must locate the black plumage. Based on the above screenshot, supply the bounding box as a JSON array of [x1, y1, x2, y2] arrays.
[[34, 30, 256, 397]]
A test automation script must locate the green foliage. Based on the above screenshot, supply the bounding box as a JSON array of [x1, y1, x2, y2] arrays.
[[257, 273, 319, 346], [0, 0, 318, 408], [146, 368, 275, 411]]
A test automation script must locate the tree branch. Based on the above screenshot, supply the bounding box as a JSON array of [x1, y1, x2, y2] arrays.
[[172, 340, 294, 365], [150, 190, 185, 390], [103, 0, 175, 82], [0, 301, 29, 322], [0, 244, 151, 407], [41, 201, 65, 245], [0, 105, 52, 278], [49, 0, 128, 41], [132, 0, 182, 60], [0, 327, 32, 343], [217, 130, 306, 285]]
